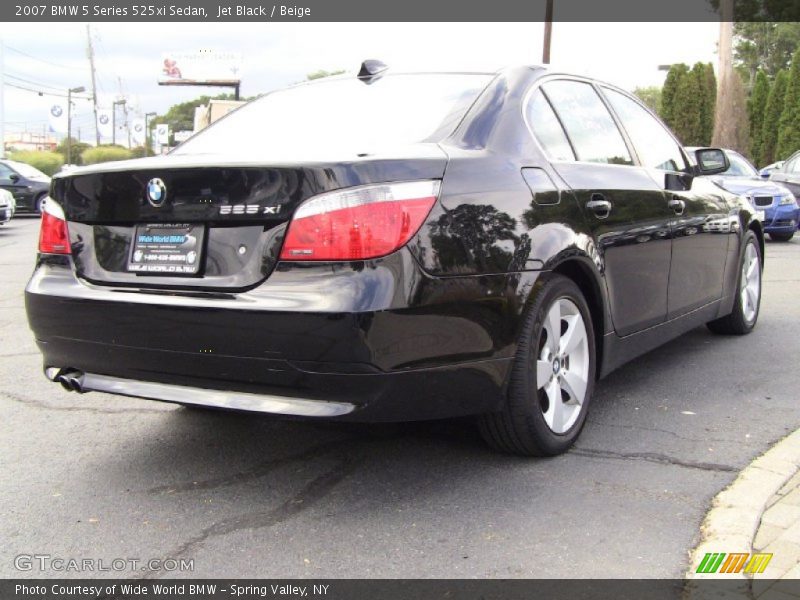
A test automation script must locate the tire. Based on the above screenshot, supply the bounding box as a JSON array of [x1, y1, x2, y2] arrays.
[[35, 194, 47, 215], [707, 230, 762, 335], [769, 231, 794, 242], [478, 274, 596, 457]]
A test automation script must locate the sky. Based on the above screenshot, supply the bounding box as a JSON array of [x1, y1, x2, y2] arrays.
[[0, 22, 721, 143]]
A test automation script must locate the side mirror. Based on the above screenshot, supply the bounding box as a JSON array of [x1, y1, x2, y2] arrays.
[[8, 173, 19, 182], [694, 148, 730, 176]]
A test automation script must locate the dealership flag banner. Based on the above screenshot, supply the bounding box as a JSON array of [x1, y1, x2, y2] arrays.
[[48, 103, 67, 134], [96, 109, 113, 139], [131, 119, 145, 146], [155, 124, 170, 145]]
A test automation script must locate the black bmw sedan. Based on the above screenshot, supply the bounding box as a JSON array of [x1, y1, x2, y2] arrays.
[[25, 65, 763, 456], [0, 159, 51, 214]]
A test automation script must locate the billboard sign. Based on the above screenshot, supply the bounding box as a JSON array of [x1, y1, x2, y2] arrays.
[[159, 51, 242, 85]]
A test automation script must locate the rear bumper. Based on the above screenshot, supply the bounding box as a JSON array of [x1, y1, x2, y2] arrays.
[[26, 255, 522, 421]]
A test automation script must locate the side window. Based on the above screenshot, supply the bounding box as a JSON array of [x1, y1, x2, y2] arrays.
[[525, 89, 575, 161], [542, 80, 633, 166], [0, 163, 15, 180], [786, 155, 800, 173], [603, 88, 687, 172]]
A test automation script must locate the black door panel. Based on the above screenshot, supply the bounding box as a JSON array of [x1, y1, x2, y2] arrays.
[[663, 175, 732, 318], [553, 162, 672, 336]]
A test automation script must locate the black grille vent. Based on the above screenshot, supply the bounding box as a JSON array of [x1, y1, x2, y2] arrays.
[[753, 196, 773, 207]]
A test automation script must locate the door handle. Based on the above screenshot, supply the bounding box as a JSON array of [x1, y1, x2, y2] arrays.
[[586, 193, 612, 219], [668, 197, 686, 215]]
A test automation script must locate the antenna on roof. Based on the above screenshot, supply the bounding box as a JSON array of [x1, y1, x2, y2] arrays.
[[357, 60, 388, 84]]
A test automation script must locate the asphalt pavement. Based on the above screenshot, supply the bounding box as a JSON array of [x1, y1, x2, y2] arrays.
[[1, 216, 799, 579]]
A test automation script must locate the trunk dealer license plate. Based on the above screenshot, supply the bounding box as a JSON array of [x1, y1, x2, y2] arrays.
[[128, 223, 205, 275]]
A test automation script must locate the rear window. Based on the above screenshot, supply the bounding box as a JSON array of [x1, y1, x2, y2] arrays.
[[542, 80, 633, 166], [174, 73, 493, 156]]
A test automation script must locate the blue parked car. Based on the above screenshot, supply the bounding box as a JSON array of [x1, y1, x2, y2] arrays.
[[687, 147, 799, 241]]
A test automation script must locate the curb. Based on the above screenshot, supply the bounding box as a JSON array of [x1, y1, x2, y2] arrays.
[[686, 429, 800, 582]]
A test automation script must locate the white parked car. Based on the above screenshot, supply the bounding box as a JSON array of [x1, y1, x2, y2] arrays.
[[0, 188, 15, 225]]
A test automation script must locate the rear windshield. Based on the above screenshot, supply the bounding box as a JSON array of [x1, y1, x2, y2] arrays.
[[173, 73, 493, 156]]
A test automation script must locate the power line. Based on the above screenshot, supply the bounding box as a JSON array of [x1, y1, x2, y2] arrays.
[[5, 72, 75, 92], [5, 45, 85, 71], [3, 81, 92, 100]]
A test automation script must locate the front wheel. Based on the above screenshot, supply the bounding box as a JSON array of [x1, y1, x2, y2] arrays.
[[478, 274, 596, 456], [35, 194, 47, 215], [707, 230, 762, 335], [769, 231, 794, 242]]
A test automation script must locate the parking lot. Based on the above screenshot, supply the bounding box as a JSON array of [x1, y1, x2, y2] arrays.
[[1, 215, 799, 579]]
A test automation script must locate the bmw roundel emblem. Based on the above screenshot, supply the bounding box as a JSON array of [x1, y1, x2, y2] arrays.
[[146, 178, 167, 207]]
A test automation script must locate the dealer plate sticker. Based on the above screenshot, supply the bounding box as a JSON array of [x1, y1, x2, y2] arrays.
[[128, 223, 205, 275]]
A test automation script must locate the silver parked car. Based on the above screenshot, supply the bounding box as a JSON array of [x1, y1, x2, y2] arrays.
[[0, 188, 15, 225]]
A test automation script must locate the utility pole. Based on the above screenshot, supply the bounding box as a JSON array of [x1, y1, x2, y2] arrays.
[[542, 0, 554, 64], [66, 85, 85, 165], [86, 24, 100, 146], [112, 99, 125, 145], [144, 111, 156, 156], [117, 77, 130, 148]]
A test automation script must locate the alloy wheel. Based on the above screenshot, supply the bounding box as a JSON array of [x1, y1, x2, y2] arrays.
[[535, 298, 590, 434], [740, 242, 761, 324]]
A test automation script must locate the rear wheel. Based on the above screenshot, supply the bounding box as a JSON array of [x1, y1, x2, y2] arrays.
[[707, 230, 761, 335], [478, 274, 596, 456], [769, 231, 794, 242]]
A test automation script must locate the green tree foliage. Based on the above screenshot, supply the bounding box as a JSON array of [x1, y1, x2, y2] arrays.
[[8, 151, 64, 176], [777, 48, 800, 160], [306, 69, 345, 81], [748, 70, 770, 163], [702, 63, 717, 145], [633, 86, 661, 113], [761, 69, 789, 165], [708, 1, 800, 26], [672, 69, 704, 145], [661, 63, 689, 129], [733, 22, 800, 84], [659, 63, 716, 146], [81, 145, 133, 165], [55, 137, 91, 166]]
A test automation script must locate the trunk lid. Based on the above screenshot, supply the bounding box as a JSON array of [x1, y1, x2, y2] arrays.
[[54, 145, 447, 290]]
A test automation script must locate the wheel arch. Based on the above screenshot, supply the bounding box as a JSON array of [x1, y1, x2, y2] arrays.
[[749, 220, 765, 265], [550, 257, 608, 380]]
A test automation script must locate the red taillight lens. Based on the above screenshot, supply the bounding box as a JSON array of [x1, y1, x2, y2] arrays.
[[38, 199, 71, 255], [280, 181, 440, 261]]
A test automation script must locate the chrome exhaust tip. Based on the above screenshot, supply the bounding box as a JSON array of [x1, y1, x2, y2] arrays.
[[47, 368, 86, 393]]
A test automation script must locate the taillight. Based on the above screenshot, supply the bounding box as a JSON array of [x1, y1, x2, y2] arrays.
[[280, 180, 440, 261], [38, 198, 71, 255]]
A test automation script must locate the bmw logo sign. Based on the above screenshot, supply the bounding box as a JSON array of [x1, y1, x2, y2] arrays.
[[146, 178, 167, 207]]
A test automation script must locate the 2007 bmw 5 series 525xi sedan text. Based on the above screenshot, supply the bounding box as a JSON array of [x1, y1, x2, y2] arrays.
[[25, 64, 764, 456]]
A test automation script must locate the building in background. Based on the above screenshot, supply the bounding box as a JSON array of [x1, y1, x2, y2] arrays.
[[193, 99, 244, 133], [4, 132, 58, 153]]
